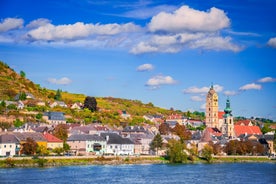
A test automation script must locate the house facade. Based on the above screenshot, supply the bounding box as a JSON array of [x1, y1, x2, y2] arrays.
[[67, 134, 106, 156], [101, 133, 134, 156], [0, 134, 20, 156], [43, 132, 63, 150], [43, 112, 66, 125]]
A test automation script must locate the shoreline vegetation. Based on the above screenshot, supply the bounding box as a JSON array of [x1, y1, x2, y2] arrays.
[[0, 155, 275, 168]]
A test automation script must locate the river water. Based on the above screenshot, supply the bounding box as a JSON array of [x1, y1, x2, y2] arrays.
[[1, 163, 275, 184]]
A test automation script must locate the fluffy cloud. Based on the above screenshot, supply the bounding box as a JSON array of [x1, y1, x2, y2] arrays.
[[137, 64, 154, 72], [191, 96, 204, 102], [146, 75, 177, 87], [27, 22, 141, 41], [258, 77, 276, 83], [148, 6, 230, 33], [267, 37, 276, 48], [223, 90, 238, 96], [183, 86, 209, 94], [189, 36, 242, 52], [0, 18, 24, 32], [183, 84, 223, 94], [47, 77, 72, 85], [239, 83, 262, 91], [26, 18, 51, 29]]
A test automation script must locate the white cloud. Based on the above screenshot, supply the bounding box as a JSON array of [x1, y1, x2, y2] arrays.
[[189, 36, 243, 52], [258, 77, 276, 83], [239, 83, 262, 91], [183, 86, 209, 94], [267, 37, 276, 48], [26, 18, 51, 29], [0, 18, 24, 32], [183, 84, 223, 94], [130, 42, 159, 54], [27, 22, 141, 41], [47, 77, 72, 85], [146, 75, 177, 87], [223, 90, 238, 96], [137, 64, 154, 72], [191, 96, 204, 102], [148, 6, 230, 33]]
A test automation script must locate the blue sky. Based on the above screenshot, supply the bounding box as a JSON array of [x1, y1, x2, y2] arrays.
[[0, 0, 275, 120]]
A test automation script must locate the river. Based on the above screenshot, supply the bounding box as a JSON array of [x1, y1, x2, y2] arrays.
[[1, 163, 275, 184]]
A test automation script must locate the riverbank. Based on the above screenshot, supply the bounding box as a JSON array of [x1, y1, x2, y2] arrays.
[[0, 155, 275, 168]]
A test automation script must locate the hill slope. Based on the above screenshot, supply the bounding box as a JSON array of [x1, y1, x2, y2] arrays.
[[0, 61, 187, 124]]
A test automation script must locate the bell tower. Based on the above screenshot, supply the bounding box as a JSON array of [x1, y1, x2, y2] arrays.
[[222, 98, 234, 138], [205, 84, 219, 128]]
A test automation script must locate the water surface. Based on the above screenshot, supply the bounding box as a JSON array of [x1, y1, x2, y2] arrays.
[[1, 163, 275, 184]]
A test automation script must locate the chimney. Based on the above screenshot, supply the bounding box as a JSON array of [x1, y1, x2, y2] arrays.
[[106, 135, 109, 142]]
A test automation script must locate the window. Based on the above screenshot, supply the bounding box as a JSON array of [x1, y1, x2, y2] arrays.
[[4, 145, 6, 148], [10, 145, 12, 148]]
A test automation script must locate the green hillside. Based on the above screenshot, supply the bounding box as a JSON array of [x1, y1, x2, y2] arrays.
[[1, 61, 201, 126]]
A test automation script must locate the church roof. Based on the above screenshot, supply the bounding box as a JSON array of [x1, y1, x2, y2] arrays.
[[234, 125, 262, 137]]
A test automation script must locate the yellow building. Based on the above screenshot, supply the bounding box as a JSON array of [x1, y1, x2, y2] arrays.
[[205, 85, 219, 128]]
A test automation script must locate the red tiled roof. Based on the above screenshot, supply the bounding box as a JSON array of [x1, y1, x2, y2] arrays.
[[269, 125, 276, 129], [234, 125, 262, 137], [206, 127, 222, 137], [218, 111, 225, 119], [43, 133, 63, 143], [235, 120, 251, 126]]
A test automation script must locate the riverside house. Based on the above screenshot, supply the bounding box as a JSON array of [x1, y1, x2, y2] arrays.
[[100, 133, 134, 156], [67, 134, 106, 156], [0, 133, 20, 157]]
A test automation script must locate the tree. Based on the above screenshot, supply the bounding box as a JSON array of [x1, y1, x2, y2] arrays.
[[201, 144, 213, 163], [21, 137, 38, 155], [37, 145, 49, 156], [150, 133, 163, 155], [13, 119, 23, 128], [166, 139, 187, 163], [159, 123, 171, 135], [53, 124, 68, 142], [20, 70, 26, 78], [83, 96, 97, 112], [172, 123, 192, 141], [54, 89, 62, 101]]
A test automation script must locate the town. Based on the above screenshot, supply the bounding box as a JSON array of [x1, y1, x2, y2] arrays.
[[0, 62, 275, 162]]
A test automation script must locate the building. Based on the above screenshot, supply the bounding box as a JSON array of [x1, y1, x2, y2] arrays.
[[67, 134, 106, 156], [205, 85, 219, 128], [0, 133, 20, 156], [222, 98, 235, 138], [100, 133, 134, 156], [43, 112, 66, 125], [43, 132, 63, 150]]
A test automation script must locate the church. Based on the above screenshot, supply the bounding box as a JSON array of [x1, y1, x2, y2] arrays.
[[205, 84, 234, 138]]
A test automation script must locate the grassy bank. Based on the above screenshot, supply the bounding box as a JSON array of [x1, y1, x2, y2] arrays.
[[0, 156, 167, 168], [0, 156, 274, 168]]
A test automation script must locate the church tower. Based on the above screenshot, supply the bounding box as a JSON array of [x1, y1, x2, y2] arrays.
[[222, 98, 235, 138], [205, 84, 219, 128]]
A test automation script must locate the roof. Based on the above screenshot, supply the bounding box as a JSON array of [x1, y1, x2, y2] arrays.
[[234, 125, 262, 137], [100, 133, 134, 144], [13, 132, 47, 142], [0, 134, 19, 144], [67, 134, 105, 142], [218, 111, 225, 119], [122, 126, 146, 133], [206, 127, 222, 137], [43, 112, 65, 120], [43, 133, 63, 143], [235, 120, 252, 126]]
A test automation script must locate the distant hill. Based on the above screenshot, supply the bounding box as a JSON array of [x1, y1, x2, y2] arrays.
[[1, 61, 195, 125]]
